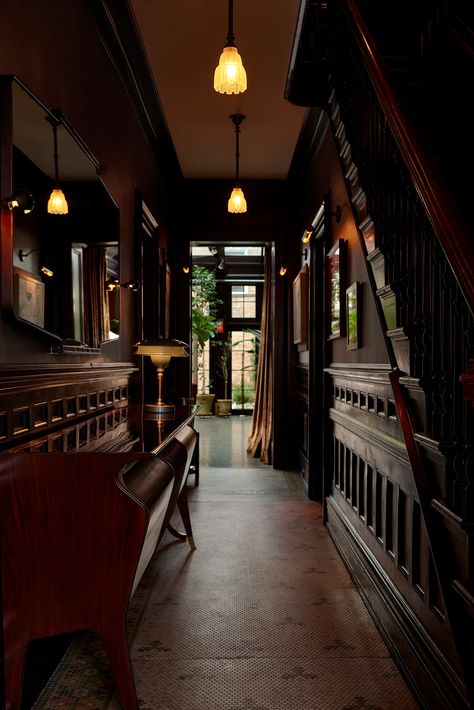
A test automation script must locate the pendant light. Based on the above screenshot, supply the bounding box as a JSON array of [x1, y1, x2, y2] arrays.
[[214, 0, 247, 95], [228, 114, 247, 214], [47, 118, 68, 215]]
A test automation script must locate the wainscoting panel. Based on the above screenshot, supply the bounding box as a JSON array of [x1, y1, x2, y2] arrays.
[[325, 365, 468, 710]]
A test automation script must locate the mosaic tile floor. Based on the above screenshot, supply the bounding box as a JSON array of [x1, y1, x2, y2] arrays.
[[34, 418, 420, 709]]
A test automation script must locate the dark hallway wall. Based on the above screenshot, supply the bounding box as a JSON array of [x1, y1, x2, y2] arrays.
[[0, 0, 171, 364]]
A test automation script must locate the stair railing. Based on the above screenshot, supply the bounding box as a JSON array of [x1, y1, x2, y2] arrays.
[[321, 0, 474, 701]]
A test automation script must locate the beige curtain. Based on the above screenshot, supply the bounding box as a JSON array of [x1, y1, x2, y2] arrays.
[[83, 246, 110, 347], [247, 252, 272, 463]]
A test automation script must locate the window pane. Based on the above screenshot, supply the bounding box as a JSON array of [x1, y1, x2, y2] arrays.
[[231, 284, 256, 319], [231, 330, 259, 410], [224, 246, 263, 257]]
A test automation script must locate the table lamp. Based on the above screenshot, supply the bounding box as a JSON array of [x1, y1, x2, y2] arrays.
[[134, 338, 189, 419]]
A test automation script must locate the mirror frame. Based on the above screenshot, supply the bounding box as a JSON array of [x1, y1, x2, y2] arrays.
[[0, 75, 116, 353]]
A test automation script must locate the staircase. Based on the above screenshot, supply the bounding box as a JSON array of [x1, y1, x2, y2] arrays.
[[287, 0, 474, 705]]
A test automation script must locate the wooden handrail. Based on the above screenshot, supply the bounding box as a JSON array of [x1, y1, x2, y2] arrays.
[[340, 0, 474, 315]]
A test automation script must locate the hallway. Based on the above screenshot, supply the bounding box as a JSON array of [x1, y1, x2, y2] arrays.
[[35, 417, 419, 709]]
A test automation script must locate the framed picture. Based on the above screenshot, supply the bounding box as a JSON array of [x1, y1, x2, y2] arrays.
[[346, 282, 361, 350], [293, 265, 308, 348], [13, 268, 45, 328], [327, 239, 346, 339]]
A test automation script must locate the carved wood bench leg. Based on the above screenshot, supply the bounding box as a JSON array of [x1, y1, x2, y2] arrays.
[[177, 487, 196, 550], [166, 488, 196, 550]]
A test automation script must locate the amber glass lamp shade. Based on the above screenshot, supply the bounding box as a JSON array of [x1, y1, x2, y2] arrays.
[[214, 46, 247, 95], [228, 186, 247, 213], [47, 187, 68, 215]]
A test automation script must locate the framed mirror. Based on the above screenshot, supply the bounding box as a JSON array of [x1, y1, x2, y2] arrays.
[[0, 76, 119, 351]]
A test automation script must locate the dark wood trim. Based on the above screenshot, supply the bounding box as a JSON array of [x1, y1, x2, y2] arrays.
[[327, 495, 470, 710], [307, 198, 327, 501], [0, 76, 14, 319], [83, 0, 182, 187], [287, 109, 329, 186]]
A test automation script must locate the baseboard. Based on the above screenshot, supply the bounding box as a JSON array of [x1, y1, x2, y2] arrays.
[[327, 496, 469, 710]]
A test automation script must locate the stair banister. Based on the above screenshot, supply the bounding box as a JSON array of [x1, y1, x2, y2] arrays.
[[341, 0, 474, 315]]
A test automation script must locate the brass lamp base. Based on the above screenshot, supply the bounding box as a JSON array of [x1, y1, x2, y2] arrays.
[[144, 402, 175, 421]]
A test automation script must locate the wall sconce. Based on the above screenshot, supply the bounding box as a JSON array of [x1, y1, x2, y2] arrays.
[[279, 265, 288, 276], [46, 117, 68, 215], [134, 338, 189, 419], [214, 0, 247, 95], [106, 279, 141, 292], [301, 228, 312, 244], [182, 266, 190, 274], [106, 278, 120, 291], [2, 190, 35, 214], [121, 279, 141, 291], [228, 114, 247, 213], [301, 204, 341, 245], [18, 249, 54, 277]]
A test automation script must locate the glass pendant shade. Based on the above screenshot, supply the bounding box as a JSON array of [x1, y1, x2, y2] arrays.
[[214, 46, 247, 94], [47, 187, 68, 215], [228, 186, 247, 213]]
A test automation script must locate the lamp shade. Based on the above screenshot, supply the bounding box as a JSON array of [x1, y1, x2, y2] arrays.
[[48, 188, 68, 215], [134, 338, 189, 369], [228, 186, 247, 213], [214, 46, 247, 94]]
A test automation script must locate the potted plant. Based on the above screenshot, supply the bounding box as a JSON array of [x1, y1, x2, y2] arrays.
[[191, 265, 220, 415], [213, 333, 234, 416]]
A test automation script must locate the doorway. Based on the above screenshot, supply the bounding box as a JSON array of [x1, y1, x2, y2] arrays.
[[191, 244, 265, 415]]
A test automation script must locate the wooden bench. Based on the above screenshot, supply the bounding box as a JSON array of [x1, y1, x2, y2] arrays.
[[0, 420, 197, 710]]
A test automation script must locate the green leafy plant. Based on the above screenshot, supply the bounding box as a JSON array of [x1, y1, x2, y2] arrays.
[[232, 387, 254, 406], [213, 333, 234, 400], [191, 265, 221, 394]]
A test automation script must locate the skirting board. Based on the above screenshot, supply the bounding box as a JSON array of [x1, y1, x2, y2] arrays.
[[326, 496, 469, 710]]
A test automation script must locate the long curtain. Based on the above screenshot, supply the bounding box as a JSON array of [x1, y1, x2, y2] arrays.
[[247, 251, 272, 463], [83, 246, 110, 347]]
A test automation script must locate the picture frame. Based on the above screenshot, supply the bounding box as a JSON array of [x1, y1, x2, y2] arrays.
[[13, 268, 45, 328], [346, 281, 361, 350], [327, 239, 346, 339], [293, 264, 308, 349]]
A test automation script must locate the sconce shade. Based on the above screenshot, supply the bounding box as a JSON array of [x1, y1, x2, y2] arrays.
[[228, 186, 247, 213], [2, 190, 35, 214], [214, 46, 247, 94], [48, 187, 68, 215]]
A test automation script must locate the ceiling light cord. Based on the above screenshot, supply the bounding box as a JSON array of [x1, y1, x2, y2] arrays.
[[231, 113, 245, 183], [52, 120, 60, 185], [226, 0, 235, 46], [235, 121, 240, 182]]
